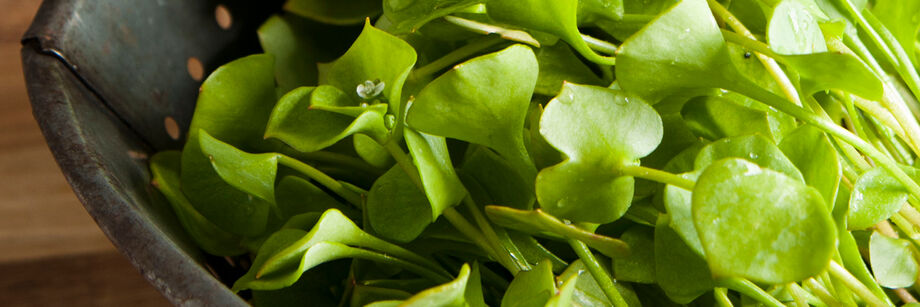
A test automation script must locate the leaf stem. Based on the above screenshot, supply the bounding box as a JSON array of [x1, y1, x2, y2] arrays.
[[566, 239, 629, 307], [412, 36, 505, 79], [443, 16, 541, 47], [827, 260, 889, 307], [462, 197, 529, 275], [804, 278, 844, 307], [708, 0, 802, 105], [620, 165, 695, 190], [714, 288, 734, 307], [278, 156, 365, 206], [582, 33, 618, 55], [716, 277, 785, 307]]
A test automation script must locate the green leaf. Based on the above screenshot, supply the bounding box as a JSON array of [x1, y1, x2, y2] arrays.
[[613, 226, 656, 284], [781, 52, 883, 100], [544, 271, 579, 307], [869, 232, 919, 288], [265, 86, 389, 152], [616, 0, 739, 103], [461, 146, 534, 210], [537, 83, 663, 223], [680, 96, 775, 141], [778, 125, 840, 207], [366, 166, 432, 243], [767, 0, 827, 55], [199, 130, 281, 205], [400, 263, 477, 307], [871, 0, 920, 63], [350, 285, 413, 307], [284, 0, 381, 25], [505, 231, 569, 273], [354, 133, 395, 168], [149, 151, 244, 256], [654, 215, 713, 304], [407, 44, 538, 179], [382, 0, 482, 34], [234, 210, 449, 291], [252, 260, 348, 307], [662, 171, 704, 255], [486, 0, 618, 65], [694, 134, 805, 182], [405, 127, 467, 218], [181, 54, 277, 236], [578, 0, 626, 24], [485, 206, 630, 258], [501, 260, 555, 307], [534, 43, 606, 96], [693, 158, 836, 284], [258, 15, 318, 94], [558, 260, 615, 307], [848, 166, 920, 230], [319, 21, 417, 119]]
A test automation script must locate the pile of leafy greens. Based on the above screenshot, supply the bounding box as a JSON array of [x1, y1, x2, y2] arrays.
[[149, 0, 920, 305]]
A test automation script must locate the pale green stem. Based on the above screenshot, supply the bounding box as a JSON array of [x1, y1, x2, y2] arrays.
[[714, 288, 734, 307], [827, 261, 890, 307], [620, 165, 695, 190], [805, 278, 844, 307], [412, 36, 505, 79], [567, 239, 629, 307], [716, 277, 785, 307], [443, 16, 540, 47], [278, 156, 365, 206], [582, 33, 618, 55], [462, 196, 529, 275]]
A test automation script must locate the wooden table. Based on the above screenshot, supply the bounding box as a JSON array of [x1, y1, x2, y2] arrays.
[[1, 1, 169, 305]]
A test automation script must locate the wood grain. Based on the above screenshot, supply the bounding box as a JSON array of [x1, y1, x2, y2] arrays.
[[1, 0, 169, 305]]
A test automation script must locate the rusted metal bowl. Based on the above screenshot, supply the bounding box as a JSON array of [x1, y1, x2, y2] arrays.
[[21, 0, 286, 305]]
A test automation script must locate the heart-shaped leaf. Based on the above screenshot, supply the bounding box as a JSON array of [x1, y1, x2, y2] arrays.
[[366, 166, 432, 243], [534, 37, 606, 96], [150, 151, 244, 256], [181, 54, 277, 236], [693, 158, 836, 284], [654, 215, 713, 304], [484, 206, 630, 258], [501, 260, 555, 307], [694, 134, 804, 182], [613, 226, 656, 284], [778, 125, 840, 207], [848, 166, 920, 230], [319, 20, 417, 119], [616, 0, 740, 103], [407, 44, 539, 178], [544, 271, 579, 307], [869, 232, 919, 288], [284, 0, 381, 25], [199, 130, 281, 205], [398, 264, 484, 307], [487, 0, 618, 65], [258, 15, 318, 95], [354, 133, 395, 168], [405, 127, 467, 217], [536, 83, 663, 223], [265, 86, 389, 152], [461, 146, 534, 210]]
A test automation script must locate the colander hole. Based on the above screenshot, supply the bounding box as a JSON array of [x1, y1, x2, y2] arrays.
[[215, 5, 233, 30], [187, 57, 204, 81], [164, 116, 181, 140]]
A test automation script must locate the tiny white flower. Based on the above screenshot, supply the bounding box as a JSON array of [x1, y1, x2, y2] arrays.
[[357, 79, 385, 99]]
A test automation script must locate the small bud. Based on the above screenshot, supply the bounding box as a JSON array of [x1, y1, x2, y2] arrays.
[[357, 79, 385, 99]]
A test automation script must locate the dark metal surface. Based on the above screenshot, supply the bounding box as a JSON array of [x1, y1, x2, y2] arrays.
[[21, 0, 283, 305]]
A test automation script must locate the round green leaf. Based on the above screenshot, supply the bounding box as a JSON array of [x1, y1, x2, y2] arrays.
[[367, 166, 433, 243], [693, 158, 836, 284], [869, 232, 919, 288], [848, 166, 920, 230], [694, 134, 804, 182]]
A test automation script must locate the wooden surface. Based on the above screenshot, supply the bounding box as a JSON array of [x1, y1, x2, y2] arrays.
[[1, 0, 169, 305]]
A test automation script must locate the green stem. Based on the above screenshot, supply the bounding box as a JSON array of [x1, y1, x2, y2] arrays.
[[462, 197, 529, 275], [298, 151, 384, 176], [827, 261, 889, 307], [443, 16, 540, 47], [864, 11, 920, 103], [730, 80, 920, 203], [620, 165, 695, 190], [714, 288, 734, 307], [805, 278, 844, 307], [567, 239, 629, 307], [716, 277, 784, 307], [582, 33, 618, 55], [278, 156, 365, 206], [412, 36, 504, 79]]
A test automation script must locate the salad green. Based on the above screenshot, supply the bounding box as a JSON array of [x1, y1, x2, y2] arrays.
[[148, 0, 920, 305]]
